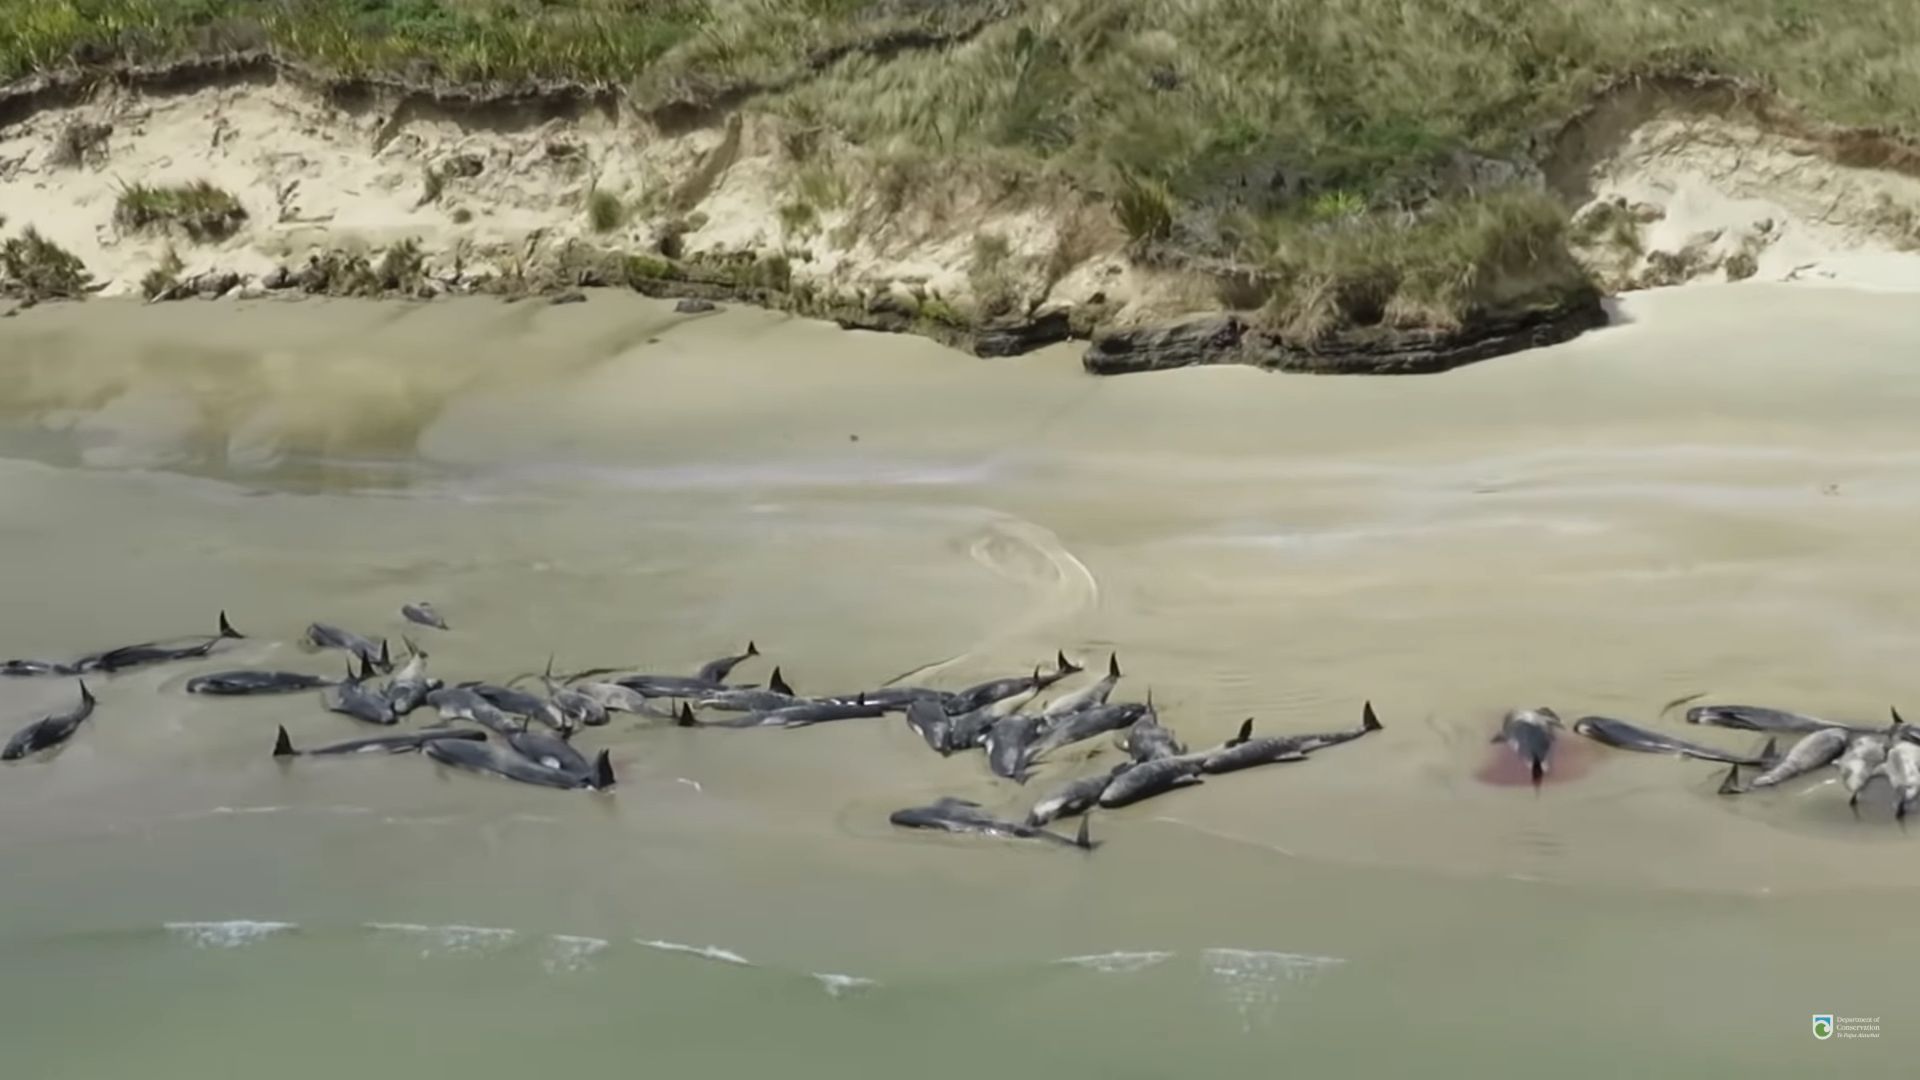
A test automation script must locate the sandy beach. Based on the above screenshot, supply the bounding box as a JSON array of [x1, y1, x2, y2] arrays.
[[1, 285, 1917, 1074]]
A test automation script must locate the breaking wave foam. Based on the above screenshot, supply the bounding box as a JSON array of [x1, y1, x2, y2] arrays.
[[1054, 950, 1177, 974], [364, 922, 519, 955], [1201, 948, 1348, 1031], [544, 934, 611, 974], [812, 973, 879, 997], [635, 938, 753, 966], [163, 920, 298, 949]]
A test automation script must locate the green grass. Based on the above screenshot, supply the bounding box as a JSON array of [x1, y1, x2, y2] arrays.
[[1112, 172, 1173, 246], [377, 237, 426, 290], [786, 0, 1920, 191], [776, 199, 817, 237], [1250, 189, 1590, 341], [770, 0, 1920, 327], [114, 179, 247, 242], [0, 0, 710, 86], [623, 253, 678, 282], [12, 2, 1920, 179], [1, 226, 94, 299], [792, 160, 850, 211], [585, 188, 625, 233]]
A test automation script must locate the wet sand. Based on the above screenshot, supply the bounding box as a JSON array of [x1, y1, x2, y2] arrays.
[[0, 287, 1914, 1074]]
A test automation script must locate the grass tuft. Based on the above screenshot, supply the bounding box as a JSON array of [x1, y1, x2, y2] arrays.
[[586, 188, 625, 233], [777, 199, 818, 238], [1112, 172, 1173, 246], [1, 226, 94, 300], [377, 238, 426, 291], [1252, 188, 1588, 342], [114, 180, 248, 243], [623, 253, 679, 283]]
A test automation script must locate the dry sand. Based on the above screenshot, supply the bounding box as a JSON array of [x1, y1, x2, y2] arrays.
[[1566, 106, 1920, 292]]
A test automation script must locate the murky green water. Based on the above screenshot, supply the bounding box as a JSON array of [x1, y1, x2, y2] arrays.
[[0, 288, 1912, 1075]]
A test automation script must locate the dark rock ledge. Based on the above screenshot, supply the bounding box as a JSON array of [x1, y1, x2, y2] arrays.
[[1082, 292, 1609, 376]]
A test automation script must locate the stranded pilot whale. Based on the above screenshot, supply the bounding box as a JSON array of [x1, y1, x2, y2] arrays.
[[273, 725, 484, 756], [1571, 715, 1772, 766], [424, 736, 615, 791], [401, 602, 449, 631], [69, 612, 244, 674], [889, 797, 1095, 849], [1493, 707, 1559, 789], [188, 670, 336, 696], [1201, 703, 1383, 775], [2, 682, 96, 761]]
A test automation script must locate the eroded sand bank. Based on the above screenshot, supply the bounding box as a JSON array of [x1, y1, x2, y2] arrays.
[[10, 71, 1920, 376]]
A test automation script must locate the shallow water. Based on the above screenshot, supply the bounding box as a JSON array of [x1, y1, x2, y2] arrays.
[[0, 287, 1914, 1074]]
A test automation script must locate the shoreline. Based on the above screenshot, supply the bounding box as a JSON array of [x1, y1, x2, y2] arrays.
[[4, 57, 1920, 375]]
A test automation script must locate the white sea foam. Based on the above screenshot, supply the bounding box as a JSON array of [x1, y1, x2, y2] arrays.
[[364, 922, 519, 956], [544, 934, 612, 974], [181, 804, 375, 821], [1202, 948, 1346, 982], [164, 920, 298, 949], [1055, 950, 1177, 974], [812, 973, 878, 997], [1200, 948, 1348, 1031], [636, 939, 753, 966]]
